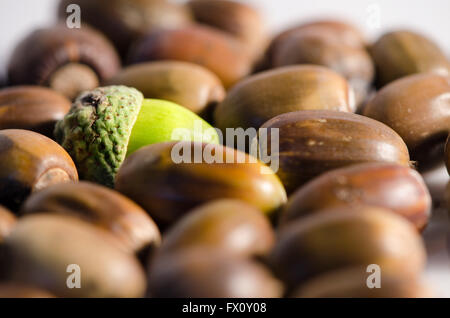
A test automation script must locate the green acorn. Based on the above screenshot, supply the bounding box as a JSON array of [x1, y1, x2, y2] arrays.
[[55, 86, 219, 187]]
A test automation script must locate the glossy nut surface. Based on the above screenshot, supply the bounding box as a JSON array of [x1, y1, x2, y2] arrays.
[[269, 207, 426, 289], [0, 206, 16, 244], [214, 65, 355, 131], [261, 110, 410, 193], [271, 29, 374, 106], [21, 181, 161, 253], [0, 283, 54, 298], [0, 130, 78, 211], [187, 0, 267, 56], [0, 86, 71, 137], [363, 73, 450, 168], [281, 163, 431, 231], [115, 142, 287, 227], [107, 61, 225, 114], [3, 214, 146, 297], [292, 267, 433, 298], [59, 0, 193, 57], [148, 248, 283, 298], [8, 24, 120, 100], [127, 25, 253, 88], [159, 199, 274, 258], [371, 30, 450, 87]]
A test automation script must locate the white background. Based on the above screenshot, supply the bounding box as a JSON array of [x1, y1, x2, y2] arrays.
[[0, 0, 449, 296]]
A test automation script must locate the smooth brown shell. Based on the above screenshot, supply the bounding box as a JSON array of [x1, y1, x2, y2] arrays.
[[214, 65, 355, 131], [0, 283, 55, 298], [363, 73, 450, 168], [187, 0, 267, 56], [21, 181, 161, 254], [107, 61, 225, 114], [158, 199, 274, 258], [0, 130, 78, 212], [127, 25, 253, 88], [292, 267, 433, 298], [8, 24, 120, 99], [0, 86, 71, 137], [148, 248, 283, 298], [0, 206, 16, 244], [280, 163, 431, 231], [3, 214, 146, 297], [261, 110, 410, 193], [271, 28, 374, 106], [58, 0, 193, 58], [269, 207, 426, 290], [370, 30, 450, 87], [115, 142, 287, 227]]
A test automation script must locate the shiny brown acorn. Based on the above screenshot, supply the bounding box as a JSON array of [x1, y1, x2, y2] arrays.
[[127, 25, 254, 88], [280, 163, 431, 231], [107, 61, 225, 115], [148, 248, 283, 298], [370, 30, 450, 87], [0, 86, 71, 137], [3, 214, 146, 297], [21, 182, 161, 254], [270, 28, 374, 107], [158, 199, 274, 258], [0, 130, 78, 212], [269, 207, 426, 290], [115, 142, 287, 227], [292, 267, 433, 298], [214, 65, 356, 131], [187, 0, 267, 57], [58, 0, 193, 58], [260, 110, 410, 193], [363, 73, 450, 169], [0, 283, 55, 298], [0, 206, 16, 244], [8, 24, 120, 100]]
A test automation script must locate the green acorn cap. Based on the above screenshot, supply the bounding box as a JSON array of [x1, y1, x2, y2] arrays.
[[55, 86, 219, 187]]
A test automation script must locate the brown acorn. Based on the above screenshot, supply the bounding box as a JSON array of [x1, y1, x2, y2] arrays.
[[187, 0, 267, 57], [280, 163, 431, 231], [292, 267, 433, 298], [370, 30, 450, 87], [8, 24, 120, 100], [269, 207, 426, 290], [363, 73, 450, 169], [270, 28, 374, 107], [0, 206, 16, 244], [148, 248, 283, 298], [3, 214, 146, 297], [260, 110, 410, 193], [158, 199, 274, 258], [21, 182, 161, 254], [214, 65, 356, 132], [0, 86, 71, 137], [58, 0, 193, 58], [107, 61, 225, 115], [127, 25, 254, 88], [0, 283, 55, 298], [115, 142, 287, 227], [0, 130, 78, 212]]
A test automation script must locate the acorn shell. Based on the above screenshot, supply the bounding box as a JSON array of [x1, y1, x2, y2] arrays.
[[280, 162, 431, 231], [0, 86, 71, 138], [0, 130, 78, 212], [0, 284, 55, 298], [214, 65, 355, 131], [261, 110, 410, 193], [115, 142, 287, 227], [0, 206, 16, 244]]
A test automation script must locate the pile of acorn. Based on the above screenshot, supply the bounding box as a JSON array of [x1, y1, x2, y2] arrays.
[[0, 0, 449, 298]]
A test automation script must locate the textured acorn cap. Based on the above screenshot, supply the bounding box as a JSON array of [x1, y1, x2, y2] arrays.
[[55, 86, 143, 187]]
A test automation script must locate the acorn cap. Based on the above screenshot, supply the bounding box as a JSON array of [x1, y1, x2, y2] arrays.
[[55, 86, 143, 187]]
